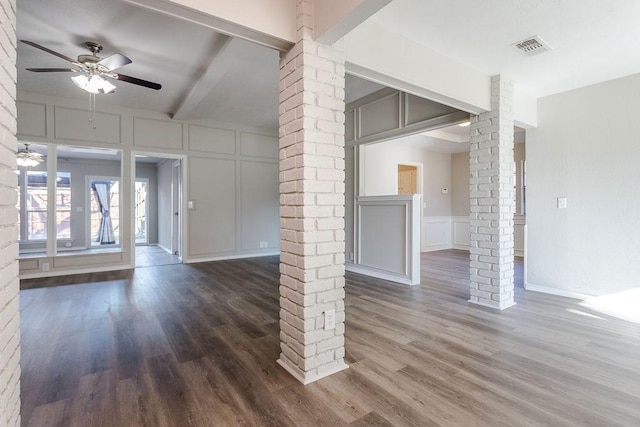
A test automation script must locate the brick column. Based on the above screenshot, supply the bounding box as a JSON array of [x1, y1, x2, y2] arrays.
[[0, 3, 20, 426], [277, 0, 348, 384], [468, 75, 516, 310]]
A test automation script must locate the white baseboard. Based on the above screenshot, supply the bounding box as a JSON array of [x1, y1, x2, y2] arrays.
[[346, 263, 418, 286], [185, 250, 280, 264], [421, 244, 451, 253], [525, 282, 591, 300], [20, 263, 134, 280], [451, 244, 469, 251]]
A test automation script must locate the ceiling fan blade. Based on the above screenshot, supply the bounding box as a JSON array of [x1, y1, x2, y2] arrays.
[[112, 73, 161, 90], [97, 53, 132, 71], [20, 40, 75, 63], [26, 68, 76, 73]]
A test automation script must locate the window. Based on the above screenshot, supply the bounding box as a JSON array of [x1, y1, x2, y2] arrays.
[[89, 178, 120, 246], [16, 170, 73, 242], [25, 171, 48, 241], [135, 179, 148, 244], [56, 172, 71, 239]]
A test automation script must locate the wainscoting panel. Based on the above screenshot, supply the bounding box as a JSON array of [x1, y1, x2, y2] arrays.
[[422, 215, 525, 257], [452, 216, 470, 250], [422, 217, 452, 252]]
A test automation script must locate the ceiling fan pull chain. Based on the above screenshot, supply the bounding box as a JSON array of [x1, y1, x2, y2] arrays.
[[88, 92, 97, 130]]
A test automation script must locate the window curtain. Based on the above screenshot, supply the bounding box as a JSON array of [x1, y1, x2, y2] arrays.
[[92, 181, 115, 244]]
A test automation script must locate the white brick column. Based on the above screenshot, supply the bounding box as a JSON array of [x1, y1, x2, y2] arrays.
[[468, 75, 516, 310], [0, 2, 20, 426], [277, 0, 348, 384]]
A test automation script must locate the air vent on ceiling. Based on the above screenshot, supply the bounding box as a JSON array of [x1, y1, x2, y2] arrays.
[[512, 36, 552, 56]]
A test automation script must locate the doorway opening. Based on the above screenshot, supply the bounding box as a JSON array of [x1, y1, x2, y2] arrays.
[[133, 153, 185, 268], [397, 164, 418, 194]]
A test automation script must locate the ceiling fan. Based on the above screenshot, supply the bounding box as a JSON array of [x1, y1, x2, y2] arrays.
[[20, 40, 162, 94]]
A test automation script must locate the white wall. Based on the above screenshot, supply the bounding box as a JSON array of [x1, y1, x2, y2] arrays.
[[528, 73, 640, 297], [360, 138, 452, 216], [17, 90, 280, 277]]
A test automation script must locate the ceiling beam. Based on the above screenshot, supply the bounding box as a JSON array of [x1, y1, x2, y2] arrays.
[[123, 0, 294, 52], [315, 0, 392, 45], [171, 34, 234, 121]]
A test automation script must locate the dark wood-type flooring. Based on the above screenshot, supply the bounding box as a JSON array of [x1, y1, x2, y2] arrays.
[[20, 250, 640, 426]]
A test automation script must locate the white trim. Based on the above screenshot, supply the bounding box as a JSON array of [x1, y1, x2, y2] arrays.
[[131, 150, 188, 268], [185, 250, 279, 264], [277, 358, 348, 385], [20, 263, 134, 280], [525, 282, 591, 301], [421, 244, 451, 253], [346, 263, 415, 286], [134, 178, 150, 245], [355, 194, 421, 286]]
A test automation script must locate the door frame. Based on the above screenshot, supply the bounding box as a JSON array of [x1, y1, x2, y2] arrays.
[[131, 151, 188, 265], [171, 159, 182, 258], [134, 178, 150, 245]]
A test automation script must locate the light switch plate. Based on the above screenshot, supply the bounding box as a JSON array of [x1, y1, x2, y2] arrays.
[[188, 200, 195, 210], [557, 197, 567, 209]]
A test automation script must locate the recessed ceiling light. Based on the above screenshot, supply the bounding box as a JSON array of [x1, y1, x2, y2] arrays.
[[458, 122, 471, 127]]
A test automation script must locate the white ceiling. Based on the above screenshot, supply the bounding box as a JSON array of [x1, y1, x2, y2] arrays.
[[369, 0, 640, 97], [16, 0, 280, 128], [19, 0, 633, 133]]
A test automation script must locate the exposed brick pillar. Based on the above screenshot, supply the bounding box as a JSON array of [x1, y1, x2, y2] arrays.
[[277, 0, 348, 384], [468, 75, 516, 310], [0, 2, 20, 425]]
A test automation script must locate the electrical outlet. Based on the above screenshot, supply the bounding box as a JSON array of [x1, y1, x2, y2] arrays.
[[259, 241, 268, 248], [349, 252, 354, 261], [324, 309, 336, 330], [41, 262, 50, 272]]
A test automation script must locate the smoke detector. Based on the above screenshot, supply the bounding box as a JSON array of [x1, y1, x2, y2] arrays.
[[512, 36, 552, 56]]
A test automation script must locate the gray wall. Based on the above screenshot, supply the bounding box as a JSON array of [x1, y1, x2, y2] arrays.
[[17, 90, 280, 277], [451, 151, 469, 217], [450, 142, 525, 217]]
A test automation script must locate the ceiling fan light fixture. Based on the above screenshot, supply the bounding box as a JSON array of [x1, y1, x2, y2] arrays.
[[16, 143, 44, 168], [72, 74, 116, 94]]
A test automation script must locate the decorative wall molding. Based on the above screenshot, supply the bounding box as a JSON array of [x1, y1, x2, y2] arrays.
[[422, 215, 525, 257], [422, 216, 452, 252], [354, 194, 421, 285]]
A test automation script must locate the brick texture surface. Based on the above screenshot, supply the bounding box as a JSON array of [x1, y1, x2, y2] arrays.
[[468, 75, 516, 310], [0, 1, 20, 425], [278, 0, 347, 382]]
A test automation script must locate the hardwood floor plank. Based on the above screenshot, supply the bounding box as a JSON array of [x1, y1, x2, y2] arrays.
[[19, 251, 640, 426]]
